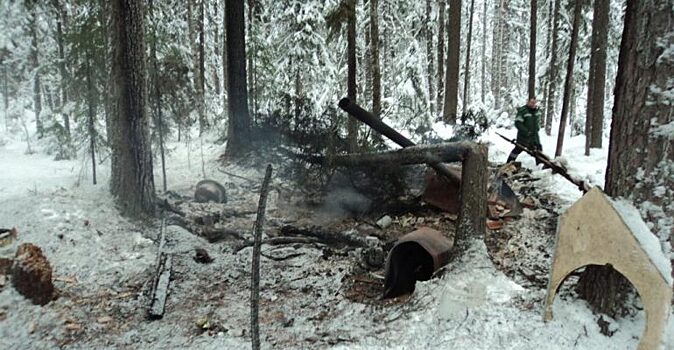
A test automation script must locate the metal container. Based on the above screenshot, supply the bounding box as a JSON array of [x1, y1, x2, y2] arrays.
[[383, 227, 454, 299]]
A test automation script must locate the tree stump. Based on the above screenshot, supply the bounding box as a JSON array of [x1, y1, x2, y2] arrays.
[[457, 143, 488, 251], [11, 243, 54, 305]]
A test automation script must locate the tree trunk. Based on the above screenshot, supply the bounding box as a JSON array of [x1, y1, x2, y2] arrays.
[[187, 0, 198, 92], [187, 1, 194, 75], [569, 79, 577, 135], [519, 9, 526, 58], [294, 68, 302, 119], [491, 0, 501, 99], [346, 0, 358, 150], [213, 0, 221, 97], [198, 0, 206, 134], [527, 0, 536, 99], [541, 0, 553, 126], [2, 65, 7, 131], [554, 0, 582, 157], [109, 0, 156, 217], [480, 0, 486, 104], [380, 1, 388, 99], [371, 0, 381, 118], [98, 0, 112, 144], [544, 0, 561, 136], [497, 0, 510, 107], [149, 0, 167, 192], [247, 0, 256, 118], [85, 55, 97, 185], [186, 0, 199, 134], [585, 0, 609, 154], [577, 0, 674, 317], [462, 0, 475, 111], [222, 0, 228, 98], [443, 0, 461, 124], [364, 18, 371, 110], [436, 0, 445, 116], [224, 0, 251, 157], [585, 23, 595, 151], [491, 0, 508, 109], [56, 12, 70, 139], [425, 0, 434, 113], [30, 7, 42, 138]]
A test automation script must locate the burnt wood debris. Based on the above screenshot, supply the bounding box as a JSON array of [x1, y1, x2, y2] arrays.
[[145, 98, 493, 309], [251, 164, 273, 350], [335, 99, 489, 295], [338, 98, 487, 251], [148, 218, 172, 320], [136, 94, 556, 321]]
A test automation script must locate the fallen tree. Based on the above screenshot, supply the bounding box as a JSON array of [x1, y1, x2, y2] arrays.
[[309, 142, 474, 167], [338, 97, 463, 184]]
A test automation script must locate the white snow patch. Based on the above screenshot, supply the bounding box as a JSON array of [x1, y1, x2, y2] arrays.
[[609, 198, 673, 286], [432, 121, 455, 140], [651, 120, 674, 139]]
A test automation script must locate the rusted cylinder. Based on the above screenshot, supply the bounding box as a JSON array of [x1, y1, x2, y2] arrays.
[[383, 227, 454, 299]]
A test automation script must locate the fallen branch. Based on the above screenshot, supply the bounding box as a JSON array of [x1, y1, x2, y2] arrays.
[[235, 236, 322, 252], [217, 168, 257, 183], [148, 254, 172, 319], [158, 198, 186, 216], [251, 165, 273, 350], [148, 219, 172, 320], [279, 225, 372, 248], [260, 251, 305, 261]]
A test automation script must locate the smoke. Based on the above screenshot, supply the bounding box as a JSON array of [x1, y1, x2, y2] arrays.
[[323, 187, 371, 218]]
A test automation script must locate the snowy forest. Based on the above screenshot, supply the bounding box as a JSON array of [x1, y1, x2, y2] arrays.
[[0, 0, 672, 348]]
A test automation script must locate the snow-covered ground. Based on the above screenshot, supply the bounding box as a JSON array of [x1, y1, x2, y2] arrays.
[[0, 118, 672, 349]]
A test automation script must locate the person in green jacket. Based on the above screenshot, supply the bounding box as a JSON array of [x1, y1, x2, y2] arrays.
[[506, 98, 543, 163]]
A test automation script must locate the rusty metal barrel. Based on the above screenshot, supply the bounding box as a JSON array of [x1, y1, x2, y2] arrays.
[[383, 227, 454, 299]]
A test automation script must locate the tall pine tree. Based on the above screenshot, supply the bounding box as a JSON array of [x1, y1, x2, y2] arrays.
[[109, 0, 156, 217]]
